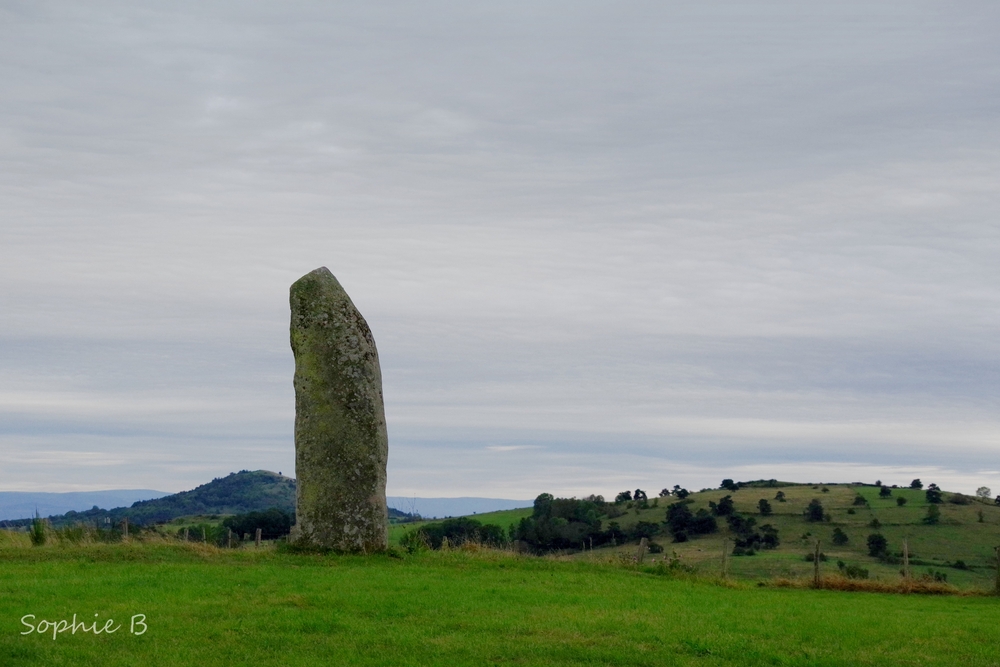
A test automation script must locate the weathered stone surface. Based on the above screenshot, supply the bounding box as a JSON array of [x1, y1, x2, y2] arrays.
[[289, 267, 388, 551]]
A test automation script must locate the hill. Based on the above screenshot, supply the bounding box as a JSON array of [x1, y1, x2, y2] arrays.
[[0, 470, 417, 528], [0, 489, 169, 521]]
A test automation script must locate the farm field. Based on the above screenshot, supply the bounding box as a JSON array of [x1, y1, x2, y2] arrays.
[[2, 539, 1000, 667]]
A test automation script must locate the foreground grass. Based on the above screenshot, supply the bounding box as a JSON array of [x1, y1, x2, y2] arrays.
[[2, 541, 1000, 666]]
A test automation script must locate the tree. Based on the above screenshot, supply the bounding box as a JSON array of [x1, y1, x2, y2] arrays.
[[925, 483, 943, 504], [615, 491, 632, 503], [852, 494, 868, 506], [867, 533, 888, 558], [832, 527, 849, 545], [910, 479, 923, 490], [875, 480, 882, 487], [633, 489, 648, 502], [977, 486, 992, 501], [774, 490, 786, 502], [673, 485, 690, 499], [658, 488, 671, 498], [710, 495, 735, 516], [896, 497, 907, 506], [758, 499, 773, 516], [923, 504, 940, 525], [721, 479, 739, 492], [804, 499, 825, 522], [879, 486, 891, 498]]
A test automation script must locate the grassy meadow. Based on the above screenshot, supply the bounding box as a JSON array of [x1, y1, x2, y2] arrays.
[[3, 535, 1000, 667]]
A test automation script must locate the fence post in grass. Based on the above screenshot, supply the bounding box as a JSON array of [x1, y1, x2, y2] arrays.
[[256, 528, 262, 547], [813, 540, 821, 588], [721, 538, 729, 579], [202, 527, 207, 543], [636, 537, 648, 564], [123, 517, 128, 540], [227, 528, 232, 549], [994, 546, 1000, 595], [183, 527, 189, 542], [902, 538, 910, 581]]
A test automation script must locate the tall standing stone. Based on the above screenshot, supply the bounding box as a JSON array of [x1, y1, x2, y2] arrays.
[[289, 267, 388, 551]]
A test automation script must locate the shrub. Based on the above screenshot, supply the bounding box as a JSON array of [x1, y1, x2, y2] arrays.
[[615, 491, 632, 503], [804, 499, 825, 522], [647, 541, 664, 554], [721, 479, 739, 492], [846, 508, 856, 515], [665, 501, 717, 537], [949, 493, 971, 505], [910, 479, 923, 489], [774, 491, 786, 502], [837, 561, 869, 579], [869, 518, 881, 529], [758, 499, 772, 516], [879, 486, 892, 498], [831, 527, 848, 545], [658, 488, 671, 498], [867, 533, 888, 558], [222, 508, 293, 540], [953, 559, 968, 570], [923, 504, 940, 525], [804, 551, 828, 562], [29, 512, 47, 547], [896, 497, 907, 507], [821, 487, 829, 493], [672, 485, 690, 499]]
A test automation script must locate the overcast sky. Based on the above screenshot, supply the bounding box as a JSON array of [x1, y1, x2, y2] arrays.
[[2, 1, 999, 497]]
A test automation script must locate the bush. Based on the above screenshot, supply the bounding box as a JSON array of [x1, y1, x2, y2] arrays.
[[837, 561, 869, 579], [418, 517, 507, 549], [720, 479, 739, 492], [647, 542, 664, 554], [665, 502, 717, 538], [846, 508, 856, 515], [758, 499, 772, 516], [804, 499, 825, 522], [29, 512, 47, 547], [923, 504, 940, 525], [831, 527, 848, 545], [948, 493, 971, 505], [222, 508, 293, 540], [615, 491, 632, 503], [805, 551, 828, 562], [896, 497, 907, 506], [852, 495, 868, 506], [867, 533, 888, 558], [879, 486, 892, 498], [953, 559, 968, 570], [774, 491, 786, 502], [869, 518, 881, 529]]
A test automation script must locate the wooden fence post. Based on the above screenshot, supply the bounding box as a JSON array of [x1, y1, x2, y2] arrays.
[[183, 527, 189, 542], [813, 540, 821, 588], [227, 528, 233, 549], [123, 517, 128, 539], [202, 527, 207, 543], [636, 537, 648, 564], [722, 538, 729, 579], [902, 538, 910, 580], [255, 528, 262, 547], [994, 546, 1000, 595]]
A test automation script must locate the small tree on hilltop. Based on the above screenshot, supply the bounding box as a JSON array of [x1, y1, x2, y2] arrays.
[[673, 485, 690, 500], [775, 490, 786, 502], [976, 487, 992, 502], [615, 490, 632, 503], [879, 486, 891, 498], [658, 488, 671, 498], [910, 479, 923, 490], [867, 533, 888, 559], [804, 499, 825, 522], [758, 499, 773, 516], [633, 489, 648, 502], [721, 479, 739, 492], [925, 484, 942, 504], [832, 527, 849, 545]]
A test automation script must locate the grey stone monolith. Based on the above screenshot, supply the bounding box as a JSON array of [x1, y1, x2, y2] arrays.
[[289, 267, 388, 551]]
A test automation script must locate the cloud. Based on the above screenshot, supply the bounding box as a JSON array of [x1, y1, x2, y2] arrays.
[[0, 2, 998, 493]]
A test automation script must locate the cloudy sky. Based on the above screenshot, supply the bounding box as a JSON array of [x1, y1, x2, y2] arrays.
[[2, 2, 998, 497]]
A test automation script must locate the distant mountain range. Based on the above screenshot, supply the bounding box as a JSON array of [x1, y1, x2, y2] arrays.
[[0, 472, 530, 526]]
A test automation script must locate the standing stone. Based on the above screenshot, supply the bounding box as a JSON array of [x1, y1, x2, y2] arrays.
[[289, 267, 388, 551]]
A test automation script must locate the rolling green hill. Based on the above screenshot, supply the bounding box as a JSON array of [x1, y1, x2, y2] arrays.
[[2, 471, 414, 529]]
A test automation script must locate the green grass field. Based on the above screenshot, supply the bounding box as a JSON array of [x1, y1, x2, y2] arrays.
[[388, 506, 533, 546], [3, 538, 1000, 666]]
